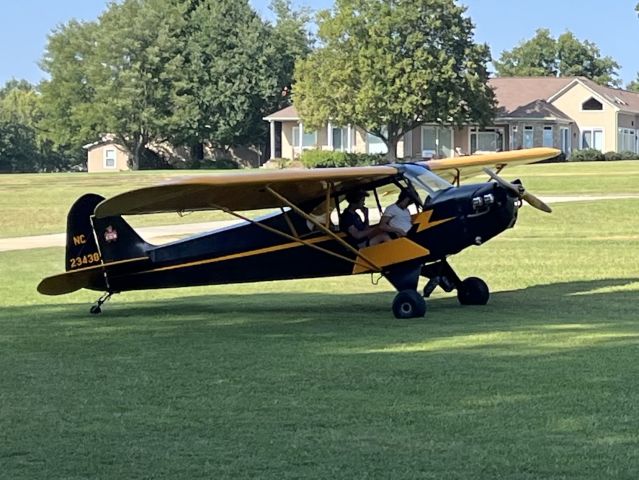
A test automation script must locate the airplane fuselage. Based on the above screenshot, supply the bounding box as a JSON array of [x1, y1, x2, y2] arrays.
[[91, 181, 518, 293]]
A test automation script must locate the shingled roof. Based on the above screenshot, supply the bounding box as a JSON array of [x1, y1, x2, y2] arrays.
[[264, 77, 639, 120]]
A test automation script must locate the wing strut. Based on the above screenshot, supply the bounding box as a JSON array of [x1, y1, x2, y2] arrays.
[[265, 186, 382, 272], [211, 205, 377, 272]]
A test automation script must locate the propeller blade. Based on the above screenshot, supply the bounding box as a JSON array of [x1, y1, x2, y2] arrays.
[[522, 191, 552, 213], [482, 168, 552, 214], [482, 168, 519, 196]]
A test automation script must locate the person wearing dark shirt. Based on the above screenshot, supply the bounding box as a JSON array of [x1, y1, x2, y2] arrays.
[[340, 190, 390, 248]]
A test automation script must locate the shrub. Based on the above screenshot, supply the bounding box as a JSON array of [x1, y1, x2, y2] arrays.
[[539, 152, 566, 163], [620, 150, 638, 160], [269, 157, 292, 169], [569, 148, 605, 162], [210, 157, 240, 169], [300, 150, 387, 168], [604, 151, 622, 161], [347, 152, 387, 166]]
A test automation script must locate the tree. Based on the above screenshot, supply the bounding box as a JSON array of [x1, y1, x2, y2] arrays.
[[293, 0, 495, 161], [627, 73, 639, 92], [0, 80, 42, 129], [494, 29, 620, 87], [40, 1, 187, 170], [175, 0, 283, 154], [266, 0, 312, 110], [90, 0, 188, 169], [0, 80, 69, 172], [0, 121, 40, 172], [40, 0, 311, 169], [39, 20, 101, 153]]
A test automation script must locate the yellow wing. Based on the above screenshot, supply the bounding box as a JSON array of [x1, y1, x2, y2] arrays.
[[94, 166, 398, 218], [426, 147, 560, 184]]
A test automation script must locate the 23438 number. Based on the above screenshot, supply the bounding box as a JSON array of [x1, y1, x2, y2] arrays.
[[69, 252, 101, 269]]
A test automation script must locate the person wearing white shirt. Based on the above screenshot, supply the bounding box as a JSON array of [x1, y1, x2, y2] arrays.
[[379, 190, 414, 237]]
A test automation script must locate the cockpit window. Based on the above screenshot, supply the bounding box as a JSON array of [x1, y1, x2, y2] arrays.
[[400, 164, 453, 199]]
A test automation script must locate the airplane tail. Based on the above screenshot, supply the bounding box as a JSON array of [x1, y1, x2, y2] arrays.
[[65, 193, 149, 269], [65, 193, 105, 271]]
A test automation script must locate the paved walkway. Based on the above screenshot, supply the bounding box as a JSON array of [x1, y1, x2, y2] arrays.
[[1, 194, 638, 252]]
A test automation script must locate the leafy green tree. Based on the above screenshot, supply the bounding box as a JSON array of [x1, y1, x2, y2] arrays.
[[266, 0, 312, 110], [294, 0, 495, 161], [0, 80, 70, 172], [627, 73, 639, 92], [494, 29, 620, 87], [40, 0, 311, 169], [0, 80, 42, 128], [0, 121, 40, 172], [39, 20, 101, 152], [175, 0, 283, 154], [40, 1, 187, 170], [493, 29, 557, 77], [85, 0, 188, 169]]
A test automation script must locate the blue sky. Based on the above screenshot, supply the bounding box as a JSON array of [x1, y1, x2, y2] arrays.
[[1, 0, 638, 87]]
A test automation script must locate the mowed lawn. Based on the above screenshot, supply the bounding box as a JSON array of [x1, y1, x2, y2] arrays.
[[1, 162, 639, 478]]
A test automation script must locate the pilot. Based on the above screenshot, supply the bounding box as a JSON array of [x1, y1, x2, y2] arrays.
[[379, 190, 414, 238], [340, 190, 390, 248]]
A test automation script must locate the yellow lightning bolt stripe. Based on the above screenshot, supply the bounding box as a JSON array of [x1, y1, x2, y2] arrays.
[[413, 210, 456, 233]]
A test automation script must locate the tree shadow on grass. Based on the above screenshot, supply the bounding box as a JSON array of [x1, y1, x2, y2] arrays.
[[4, 278, 639, 479], [5, 277, 639, 343]]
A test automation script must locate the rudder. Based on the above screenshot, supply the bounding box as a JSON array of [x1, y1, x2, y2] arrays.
[[66, 194, 105, 272]]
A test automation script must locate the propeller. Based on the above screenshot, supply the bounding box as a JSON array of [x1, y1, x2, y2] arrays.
[[482, 168, 552, 213]]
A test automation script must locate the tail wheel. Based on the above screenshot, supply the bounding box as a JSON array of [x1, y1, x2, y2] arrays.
[[457, 277, 489, 305], [392, 290, 427, 319]]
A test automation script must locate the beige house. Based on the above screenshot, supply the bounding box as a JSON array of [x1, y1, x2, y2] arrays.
[[264, 77, 639, 161], [84, 139, 131, 172]]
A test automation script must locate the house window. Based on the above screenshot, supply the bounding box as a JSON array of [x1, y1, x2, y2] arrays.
[[422, 126, 453, 158], [470, 127, 503, 153], [582, 128, 603, 150], [367, 131, 388, 154], [542, 126, 553, 147], [560, 127, 570, 154], [104, 149, 116, 169], [292, 126, 317, 149], [332, 127, 348, 151], [523, 126, 534, 148], [582, 98, 603, 111], [617, 128, 636, 153]]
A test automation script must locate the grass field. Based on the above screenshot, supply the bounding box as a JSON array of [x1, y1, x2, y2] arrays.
[[2, 162, 639, 478]]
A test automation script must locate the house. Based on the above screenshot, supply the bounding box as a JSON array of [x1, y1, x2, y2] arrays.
[[84, 138, 131, 172], [263, 77, 639, 161]]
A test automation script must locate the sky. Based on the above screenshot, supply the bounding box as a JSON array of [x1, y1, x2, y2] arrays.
[[1, 0, 638, 87]]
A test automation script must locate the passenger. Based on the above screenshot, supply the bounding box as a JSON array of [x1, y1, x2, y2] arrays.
[[340, 190, 391, 247], [379, 190, 414, 238]]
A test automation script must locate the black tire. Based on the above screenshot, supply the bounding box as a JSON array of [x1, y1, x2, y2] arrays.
[[90, 305, 102, 315], [392, 290, 427, 319], [457, 277, 489, 305]]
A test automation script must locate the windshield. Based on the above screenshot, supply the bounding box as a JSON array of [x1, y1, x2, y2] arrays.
[[399, 164, 453, 199]]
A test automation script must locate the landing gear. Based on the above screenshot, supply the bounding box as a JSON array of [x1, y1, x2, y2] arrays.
[[457, 277, 489, 305], [385, 260, 489, 319], [392, 290, 427, 319], [421, 260, 490, 306], [90, 292, 114, 315]]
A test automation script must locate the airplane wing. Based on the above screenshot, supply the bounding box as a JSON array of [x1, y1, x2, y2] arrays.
[[94, 166, 399, 218], [425, 147, 560, 184]]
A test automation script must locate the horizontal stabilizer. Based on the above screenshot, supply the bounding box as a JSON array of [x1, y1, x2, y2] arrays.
[[37, 256, 149, 296]]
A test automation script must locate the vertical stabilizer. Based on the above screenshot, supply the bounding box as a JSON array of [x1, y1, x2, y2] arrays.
[[65, 194, 105, 272]]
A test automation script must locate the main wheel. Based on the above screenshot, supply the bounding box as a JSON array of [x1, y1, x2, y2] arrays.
[[90, 305, 102, 315], [392, 290, 427, 319], [457, 277, 489, 305]]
